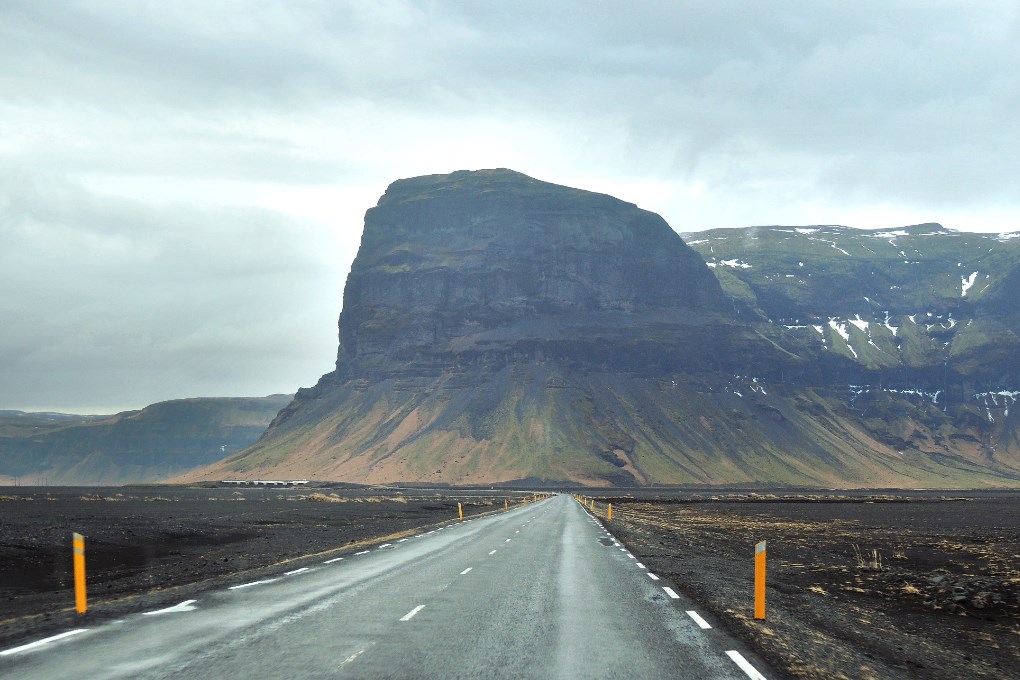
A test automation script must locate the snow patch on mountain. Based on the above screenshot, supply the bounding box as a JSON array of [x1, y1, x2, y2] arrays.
[[961, 271, 978, 297]]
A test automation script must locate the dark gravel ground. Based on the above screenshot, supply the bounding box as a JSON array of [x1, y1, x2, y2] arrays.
[[0, 485, 529, 648], [5, 485, 1017, 679], [587, 490, 1020, 680]]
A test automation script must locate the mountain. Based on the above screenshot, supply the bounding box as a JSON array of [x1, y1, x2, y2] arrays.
[[180, 171, 1020, 487], [0, 395, 292, 485], [684, 223, 1020, 382]]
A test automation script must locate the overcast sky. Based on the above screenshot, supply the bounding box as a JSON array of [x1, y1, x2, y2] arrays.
[[3, 1, 1019, 413]]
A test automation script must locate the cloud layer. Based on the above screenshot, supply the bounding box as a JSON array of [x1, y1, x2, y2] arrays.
[[2, 0, 1018, 411]]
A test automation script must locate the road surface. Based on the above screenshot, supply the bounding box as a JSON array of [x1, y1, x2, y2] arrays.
[[1, 494, 773, 679]]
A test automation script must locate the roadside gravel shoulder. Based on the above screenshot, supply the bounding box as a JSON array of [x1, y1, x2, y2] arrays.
[[603, 497, 1019, 680]]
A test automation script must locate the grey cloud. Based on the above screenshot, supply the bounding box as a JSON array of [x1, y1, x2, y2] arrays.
[[2, 0, 1019, 411], [0, 167, 342, 412]]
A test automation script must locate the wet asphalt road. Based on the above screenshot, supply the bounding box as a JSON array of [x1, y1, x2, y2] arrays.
[[1, 494, 772, 679]]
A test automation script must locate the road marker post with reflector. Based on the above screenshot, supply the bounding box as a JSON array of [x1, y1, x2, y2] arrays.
[[72, 532, 87, 614], [458, 502, 463, 520], [504, 499, 508, 511], [754, 540, 766, 619], [607, 503, 612, 521]]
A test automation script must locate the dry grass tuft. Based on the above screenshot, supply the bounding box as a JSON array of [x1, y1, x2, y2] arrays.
[[305, 493, 343, 503]]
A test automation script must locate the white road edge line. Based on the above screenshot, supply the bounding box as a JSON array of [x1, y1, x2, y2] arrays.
[[460, 567, 472, 575], [324, 557, 344, 564], [725, 650, 768, 680], [647, 573, 660, 581], [662, 587, 680, 599], [229, 578, 279, 590], [1, 629, 87, 656], [284, 567, 310, 576], [355, 550, 370, 555], [143, 600, 198, 616], [686, 610, 712, 629], [400, 605, 425, 621], [636, 563, 645, 568]]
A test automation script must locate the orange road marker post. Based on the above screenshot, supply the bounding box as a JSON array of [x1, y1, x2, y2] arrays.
[[73, 532, 87, 615], [607, 503, 613, 521], [754, 540, 766, 619], [458, 502, 463, 521]]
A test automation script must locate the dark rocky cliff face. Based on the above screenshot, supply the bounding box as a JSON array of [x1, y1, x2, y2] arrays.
[[333, 169, 730, 380]]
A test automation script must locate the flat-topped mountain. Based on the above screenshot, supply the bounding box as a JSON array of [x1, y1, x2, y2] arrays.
[[181, 172, 1020, 487], [335, 169, 732, 380]]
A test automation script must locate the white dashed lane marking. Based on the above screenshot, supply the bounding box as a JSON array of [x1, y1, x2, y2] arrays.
[[338, 649, 365, 667], [400, 605, 425, 621], [284, 567, 310, 576], [686, 611, 712, 629], [354, 550, 370, 556], [324, 557, 344, 564], [662, 587, 680, 599], [460, 567, 472, 575], [726, 650, 768, 680], [488, 550, 497, 555], [647, 573, 660, 581]]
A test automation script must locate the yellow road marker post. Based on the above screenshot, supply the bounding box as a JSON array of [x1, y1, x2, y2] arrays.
[[73, 532, 87, 615], [590, 498, 595, 512], [458, 502, 463, 521], [754, 540, 766, 619], [607, 503, 612, 521], [504, 499, 509, 511]]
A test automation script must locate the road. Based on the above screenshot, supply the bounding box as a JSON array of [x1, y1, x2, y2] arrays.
[[1, 494, 773, 679]]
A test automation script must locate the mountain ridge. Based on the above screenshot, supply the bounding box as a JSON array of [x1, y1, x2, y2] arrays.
[[0, 395, 292, 485]]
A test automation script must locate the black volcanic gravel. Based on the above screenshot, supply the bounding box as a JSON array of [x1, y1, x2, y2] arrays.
[[593, 490, 1020, 680]]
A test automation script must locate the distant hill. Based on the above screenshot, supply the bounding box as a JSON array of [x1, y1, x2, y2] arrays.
[[179, 171, 1020, 488], [0, 395, 292, 485]]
